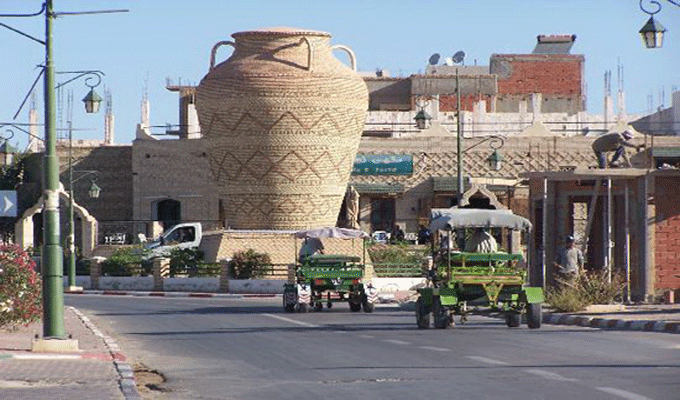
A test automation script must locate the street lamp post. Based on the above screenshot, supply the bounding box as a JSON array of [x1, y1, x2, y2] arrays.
[[0, 1, 126, 342], [42, 0, 64, 339], [65, 119, 100, 293], [453, 69, 505, 205], [456, 70, 464, 206]]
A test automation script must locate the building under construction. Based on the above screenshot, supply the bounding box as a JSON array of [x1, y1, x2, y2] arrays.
[[525, 154, 680, 302]]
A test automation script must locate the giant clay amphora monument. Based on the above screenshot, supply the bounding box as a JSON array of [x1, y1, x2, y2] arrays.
[[196, 27, 368, 230]]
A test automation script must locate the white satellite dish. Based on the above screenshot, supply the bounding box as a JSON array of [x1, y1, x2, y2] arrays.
[[444, 57, 454, 66], [452, 50, 465, 64], [428, 53, 441, 66]]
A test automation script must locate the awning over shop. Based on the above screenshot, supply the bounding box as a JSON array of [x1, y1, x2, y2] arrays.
[[350, 183, 404, 196]]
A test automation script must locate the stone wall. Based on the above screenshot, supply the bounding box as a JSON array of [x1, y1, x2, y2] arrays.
[[132, 138, 221, 236], [200, 230, 371, 280]]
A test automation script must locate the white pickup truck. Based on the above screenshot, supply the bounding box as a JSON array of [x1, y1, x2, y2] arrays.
[[143, 222, 202, 258]]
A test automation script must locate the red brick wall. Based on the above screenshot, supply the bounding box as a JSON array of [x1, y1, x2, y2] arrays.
[[655, 176, 680, 290], [492, 55, 583, 95], [438, 94, 494, 112]]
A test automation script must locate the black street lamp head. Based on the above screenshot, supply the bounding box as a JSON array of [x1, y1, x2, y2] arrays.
[[414, 109, 432, 129], [639, 15, 667, 48], [87, 180, 101, 198], [487, 149, 503, 171], [82, 88, 102, 113]]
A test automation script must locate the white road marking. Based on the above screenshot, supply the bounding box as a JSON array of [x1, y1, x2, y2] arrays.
[[384, 339, 410, 345], [359, 334, 375, 339], [465, 356, 508, 365], [263, 313, 319, 328], [419, 346, 451, 352], [524, 369, 578, 381], [595, 387, 653, 400]]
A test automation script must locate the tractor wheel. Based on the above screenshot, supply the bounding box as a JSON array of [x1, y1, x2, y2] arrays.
[[527, 303, 542, 329], [314, 301, 323, 312], [327, 301, 333, 309], [506, 312, 521, 328], [362, 300, 375, 313], [284, 303, 295, 313], [433, 297, 449, 329], [297, 303, 309, 313], [415, 297, 431, 329], [349, 302, 362, 312]]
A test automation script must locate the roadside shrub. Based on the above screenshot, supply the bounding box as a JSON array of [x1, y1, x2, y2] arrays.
[[580, 268, 625, 304], [228, 249, 272, 279], [169, 248, 217, 277], [0, 245, 42, 330], [101, 246, 147, 276], [545, 286, 589, 313], [367, 243, 425, 265], [546, 268, 625, 312]]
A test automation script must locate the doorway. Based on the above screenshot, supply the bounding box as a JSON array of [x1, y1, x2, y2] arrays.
[[157, 199, 181, 229]]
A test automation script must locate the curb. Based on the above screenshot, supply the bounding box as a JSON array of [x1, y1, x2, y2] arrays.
[[70, 307, 143, 400], [543, 313, 680, 334], [72, 290, 281, 299]]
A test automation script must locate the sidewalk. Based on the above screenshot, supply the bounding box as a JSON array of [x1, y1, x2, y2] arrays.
[[545, 303, 680, 334], [0, 306, 140, 400], [391, 290, 680, 334]]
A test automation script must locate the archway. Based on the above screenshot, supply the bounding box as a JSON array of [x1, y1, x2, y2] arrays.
[[15, 188, 98, 258]]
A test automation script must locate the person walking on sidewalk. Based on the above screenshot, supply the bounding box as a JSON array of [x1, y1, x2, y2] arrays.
[[554, 235, 583, 286]]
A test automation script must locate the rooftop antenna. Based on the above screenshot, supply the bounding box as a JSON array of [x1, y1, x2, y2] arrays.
[[452, 50, 465, 65], [428, 53, 441, 66]]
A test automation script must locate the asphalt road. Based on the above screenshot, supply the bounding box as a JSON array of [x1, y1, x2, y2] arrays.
[[66, 295, 680, 400]]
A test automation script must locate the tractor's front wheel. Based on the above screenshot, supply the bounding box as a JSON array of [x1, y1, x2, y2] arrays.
[[415, 297, 431, 329], [527, 303, 542, 329], [349, 301, 362, 312], [506, 312, 521, 328]]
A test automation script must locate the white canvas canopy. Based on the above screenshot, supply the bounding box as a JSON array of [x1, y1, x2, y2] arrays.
[[430, 208, 532, 231], [294, 227, 370, 239]]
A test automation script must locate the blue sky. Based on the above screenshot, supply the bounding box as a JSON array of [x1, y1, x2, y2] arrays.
[[1, 0, 678, 149]]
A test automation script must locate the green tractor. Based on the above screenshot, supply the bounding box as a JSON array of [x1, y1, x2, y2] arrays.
[[415, 208, 544, 329], [283, 228, 377, 313]]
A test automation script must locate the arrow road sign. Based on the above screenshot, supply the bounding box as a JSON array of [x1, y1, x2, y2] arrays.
[[0, 191, 17, 217]]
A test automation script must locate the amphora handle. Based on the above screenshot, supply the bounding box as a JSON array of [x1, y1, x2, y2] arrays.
[[331, 45, 357, 71], [209, 41, 236, 71]]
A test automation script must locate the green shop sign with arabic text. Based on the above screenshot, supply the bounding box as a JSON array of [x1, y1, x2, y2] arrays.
[[352, 154, 413, 175]]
